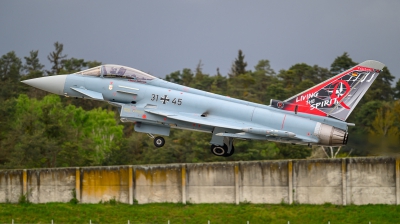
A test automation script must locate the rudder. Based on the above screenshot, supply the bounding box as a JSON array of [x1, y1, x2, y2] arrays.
[[271, 60, 385, 121]]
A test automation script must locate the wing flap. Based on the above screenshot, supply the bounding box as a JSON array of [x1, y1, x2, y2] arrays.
[[145, 109, 246, 130], [215, 132, 268, 140], [216, 131, 318, 143]]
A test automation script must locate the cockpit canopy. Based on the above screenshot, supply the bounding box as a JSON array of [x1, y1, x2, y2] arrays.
[[76, 64, 156, 83]]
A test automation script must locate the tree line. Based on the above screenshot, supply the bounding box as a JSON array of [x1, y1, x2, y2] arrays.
[[1, 43, 399, 169]]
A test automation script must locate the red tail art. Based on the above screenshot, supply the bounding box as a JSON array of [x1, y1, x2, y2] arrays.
[[270, 60, 385, 121]]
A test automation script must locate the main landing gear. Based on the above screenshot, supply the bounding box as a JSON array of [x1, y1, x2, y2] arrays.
[[211, 144, 235, 157], [148, 132, 236, 158], [148, 134, 166, 147]]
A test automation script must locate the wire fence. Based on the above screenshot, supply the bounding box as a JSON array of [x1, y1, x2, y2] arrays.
[[3, 220, 375, 224]]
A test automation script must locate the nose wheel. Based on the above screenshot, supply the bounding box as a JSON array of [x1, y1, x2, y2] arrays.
[[147, 133, 166, 148], [154, 136, 165, 147]]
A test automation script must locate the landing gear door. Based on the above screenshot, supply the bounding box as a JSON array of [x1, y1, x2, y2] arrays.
[[210, 127, 227, 146], [135, 122, 170, 136], [211, 127, 235, 154], [120, 104, 142, 119]]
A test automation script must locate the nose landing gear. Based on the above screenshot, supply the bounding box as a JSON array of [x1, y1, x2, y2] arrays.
[[154, 136, 165, 147], [148, 133, 166, 148]]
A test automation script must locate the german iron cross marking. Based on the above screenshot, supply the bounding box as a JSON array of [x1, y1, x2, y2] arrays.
[[160, 95, 170, 104]]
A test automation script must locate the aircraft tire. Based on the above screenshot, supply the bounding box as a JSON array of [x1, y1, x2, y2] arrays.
[[154, 136, 165, 147], [223, 145, 235, 157], [211, 144, 226, 156]]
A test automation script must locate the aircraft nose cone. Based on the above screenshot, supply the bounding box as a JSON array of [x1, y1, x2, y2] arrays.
[[22, 75, 67, 95]]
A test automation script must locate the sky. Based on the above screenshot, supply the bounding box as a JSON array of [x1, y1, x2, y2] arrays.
[[1, 1, 400, 84]]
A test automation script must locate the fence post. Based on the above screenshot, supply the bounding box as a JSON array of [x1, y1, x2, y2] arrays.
[[396, 158, 400, 205], [235, 163, 239, 205], [22, 169, 27, 196], [342, 158, 347, 206], [129, 166, 133, 205], [346, 158, 352, 205], [182, 164, 186, 204], [75, 168, 81, 201], [288, 160, 293, 204]]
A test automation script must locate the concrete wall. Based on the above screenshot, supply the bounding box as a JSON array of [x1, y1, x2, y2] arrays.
[[0, 157, 399, 205], [347, 158, 396, 205], [135, 164, 182, 204], [239, 161, 289, 204], [27, 168, 76, 203], [0, 170, 23, 203], [186, 162, 236, 203], [80, 166, 129, 203], [293, 159, 343, 204]]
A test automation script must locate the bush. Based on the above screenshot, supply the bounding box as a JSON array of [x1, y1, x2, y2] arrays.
[[69, 188, 79, 204]]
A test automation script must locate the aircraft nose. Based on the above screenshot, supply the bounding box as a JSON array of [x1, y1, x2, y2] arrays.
[[21, 75, 68, 95]]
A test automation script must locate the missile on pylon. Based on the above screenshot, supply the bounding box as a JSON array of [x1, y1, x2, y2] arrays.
[[242, 128, 296, 138]]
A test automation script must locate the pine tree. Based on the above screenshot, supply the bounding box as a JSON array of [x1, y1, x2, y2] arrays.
[[330, 52, 357, 75], [47, 42, 67, 75], [364, 67, 395, 101], [229, 49, 247, 77], [395, 79, 400, 100], [0, 51, 22, 100], [23, 50, 44, 73]]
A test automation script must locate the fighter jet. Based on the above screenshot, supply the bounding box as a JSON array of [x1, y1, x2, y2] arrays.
[[22, 60, 384, 157]]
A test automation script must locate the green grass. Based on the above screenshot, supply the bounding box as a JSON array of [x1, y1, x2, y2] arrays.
[[1, 202, 399, 223]]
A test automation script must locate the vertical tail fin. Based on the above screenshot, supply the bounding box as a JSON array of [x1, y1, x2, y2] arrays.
[[271, 60, 385, 121]]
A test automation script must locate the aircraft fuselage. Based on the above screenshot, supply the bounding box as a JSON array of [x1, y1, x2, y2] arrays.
[[64, 75, 322, 145], [23, 60, 385, 156]]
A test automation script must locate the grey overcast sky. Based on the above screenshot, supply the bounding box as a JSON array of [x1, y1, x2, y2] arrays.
[[1, 1, 400, 83]]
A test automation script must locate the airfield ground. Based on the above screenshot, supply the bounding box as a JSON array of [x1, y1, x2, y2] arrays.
[[0, 203, 399, 223]]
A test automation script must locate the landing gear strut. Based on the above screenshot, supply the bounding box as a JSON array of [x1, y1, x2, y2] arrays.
[[211, 144, 235, 157]]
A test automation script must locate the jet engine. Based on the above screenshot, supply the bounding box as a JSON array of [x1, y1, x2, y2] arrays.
[[314, 122, 348, 146]]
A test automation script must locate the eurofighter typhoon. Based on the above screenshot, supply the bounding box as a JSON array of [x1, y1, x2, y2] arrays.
[[22, 60, 385, 157]]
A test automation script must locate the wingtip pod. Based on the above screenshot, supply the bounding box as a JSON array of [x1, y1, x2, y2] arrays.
[[359, 60, 385, 71], [274, 60, 385, 121]]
